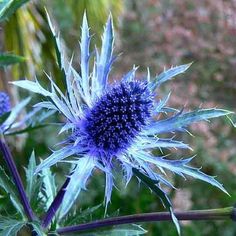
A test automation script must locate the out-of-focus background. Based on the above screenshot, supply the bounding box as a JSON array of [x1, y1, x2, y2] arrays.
[[0, 0, 235, 235]]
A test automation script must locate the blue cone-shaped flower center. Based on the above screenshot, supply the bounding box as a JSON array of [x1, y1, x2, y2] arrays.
[[84, 81, 153, 155], [0, 92, 11, 117]]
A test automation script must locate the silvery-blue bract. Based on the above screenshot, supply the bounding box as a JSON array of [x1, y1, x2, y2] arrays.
[[0, 91, 34, 134], [12, 13, 231, 224]]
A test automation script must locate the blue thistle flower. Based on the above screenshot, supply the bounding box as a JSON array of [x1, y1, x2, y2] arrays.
[[78, 81, 153, 158], [12, 12, 232, 226], [0, 91, 11, 116]]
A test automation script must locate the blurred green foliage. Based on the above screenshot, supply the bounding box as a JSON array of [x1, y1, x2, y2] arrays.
[[0, 0, 29, 22], [0, 53, 25, 67], [1, 0, 123, 81]]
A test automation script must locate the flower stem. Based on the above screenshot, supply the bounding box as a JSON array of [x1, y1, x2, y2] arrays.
[[57, 206, 235, 235], [0, 136, 35, 221], [41, 174, 71, 228]]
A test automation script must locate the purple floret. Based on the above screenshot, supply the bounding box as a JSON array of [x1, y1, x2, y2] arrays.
[[0, 92, 11, 116], [83, 81, 153, 156]]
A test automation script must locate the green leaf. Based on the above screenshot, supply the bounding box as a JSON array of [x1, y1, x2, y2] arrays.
[[78, 204, 102, 220], [133, 168, 180, 235], [0, 166, 25, 217], [0, 190, 12, 211], [63, 204, 102, 226], [0, 217, 26, 236], [132, 168, 171, 209], [40, 167, 56, 209], [0, 0, 29, 22], [25, 151, 37, 201], [25, 152, 46, 214], [0, 53, 25, 67], [0, 219, 45, 236]]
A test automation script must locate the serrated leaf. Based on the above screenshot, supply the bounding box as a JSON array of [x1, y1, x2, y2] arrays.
[[45, 10, 67, 87], [58, 157, 96, 219], [11, 80, 51, 97], [133, 168, 180, 235], [132, 168, 171, 209], [0, 166, 24, 217], [40, 167, 56, 209], [97, 14, 114, 89], [80, 13, 91, 97], [136, 136, 190, 150], [34, 147, 77, 174], [0, 0, 29, 22], [151, 63, 192, 90], [3, 97, 31, 131], [0, 217, 26, 236], [154, 92, 171, 114], [13, 79, 76, 122], [121, 67, 138, 83], [145, 108, 233, 135], [136, 151, 228, 195], [78, 204, 102, 220], [63, 204, 102, 226], [25, 151, 37, 201], [0, 53, 25, 67], [31, 109, 55, 124]]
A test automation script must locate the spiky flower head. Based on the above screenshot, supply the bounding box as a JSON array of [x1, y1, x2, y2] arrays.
[[0, 91, 11, 116], [79, 81, 153, 159], [13, 13, 232, 225]]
